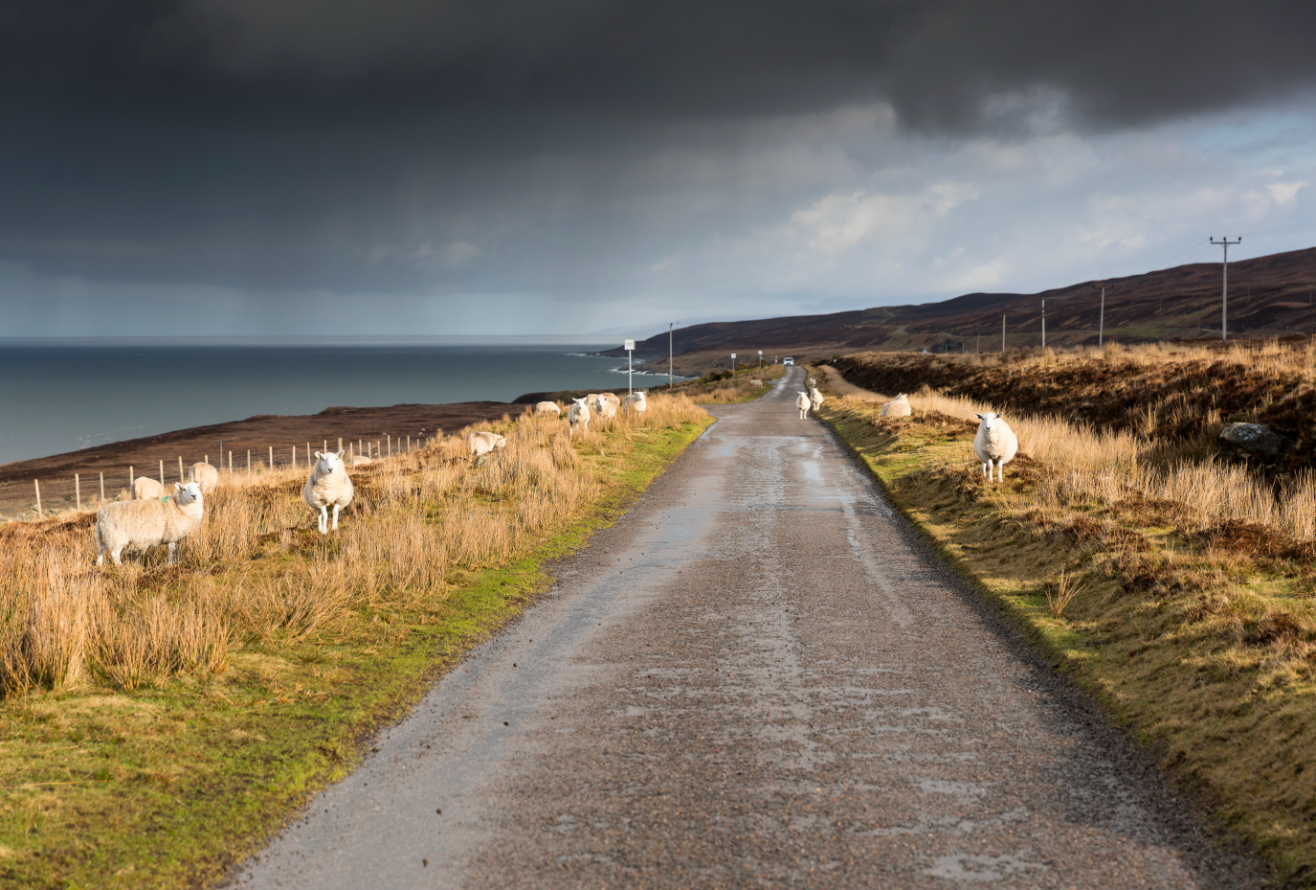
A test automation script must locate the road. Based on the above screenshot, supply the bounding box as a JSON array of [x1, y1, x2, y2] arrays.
[[228, 367, 1260, 889]]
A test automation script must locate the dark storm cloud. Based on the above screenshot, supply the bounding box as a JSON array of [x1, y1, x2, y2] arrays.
[[3, 0, 1316, 306]]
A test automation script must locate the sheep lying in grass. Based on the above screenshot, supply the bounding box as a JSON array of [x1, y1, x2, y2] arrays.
[[880, 393, 911, 417], [190, 461, 219, 492], [809, 387, 824, 411], [973, 411, 1019, 483], [96, 481, 204, 566], [534, 401, 561, 417], [349, 455, 372, 467], [622, 391, 647, 414], [593, 393, 619, 420], [796, 391, 811, 420], [466, 431, 507, 457], [303, 450, 354, 534], [568, 397, 591, 434], [132, 476, 164, 500]]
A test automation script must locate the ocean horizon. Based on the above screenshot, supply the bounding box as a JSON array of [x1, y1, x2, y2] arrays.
[[0, 338, 679, 464]]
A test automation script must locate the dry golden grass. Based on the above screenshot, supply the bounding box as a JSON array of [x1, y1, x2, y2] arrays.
[[0, 394, 708, 697]]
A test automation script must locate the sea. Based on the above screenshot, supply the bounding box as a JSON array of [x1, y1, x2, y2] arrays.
[[0, 339, 677, 464]]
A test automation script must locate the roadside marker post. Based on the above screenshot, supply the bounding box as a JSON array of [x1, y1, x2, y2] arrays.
[[75, 474, 80, 510], [625, 339, 635, 395], [731, 353, 736, 382]]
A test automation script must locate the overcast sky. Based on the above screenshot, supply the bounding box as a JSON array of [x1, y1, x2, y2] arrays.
[[5, 0, 1316, 339]]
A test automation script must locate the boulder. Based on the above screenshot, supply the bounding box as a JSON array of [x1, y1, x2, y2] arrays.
[[1219, 422, 1284, 457]]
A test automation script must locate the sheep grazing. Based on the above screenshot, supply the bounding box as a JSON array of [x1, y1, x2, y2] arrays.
[[302, 450, 355, 534], [568, 397, 591, 434], [466, 431, 508, 457], [593, 392, 618, 420], [621, 391, 648, 414], [795, 391, 811, 420], [750, 378, 763, 387], [880, 393, 911, 417], [534, 401, 561, 417], [132, 476, 164, 500], [973, 411, 1019, 483], [809, 387, 824, 411], [96, 481, 204, 566], [190, 461, 220, 492]]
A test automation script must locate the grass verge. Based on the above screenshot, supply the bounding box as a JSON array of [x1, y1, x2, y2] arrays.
[[0, 405, 712, 890], [816, 389, 1315, 887]]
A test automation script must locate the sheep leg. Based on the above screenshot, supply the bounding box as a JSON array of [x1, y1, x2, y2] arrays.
[[317, 506, 328, 534], [168, 542, 178, 565], [331, 504, 341, 532], [111, 547, 124, 566], [996, 461, 1005, 483], [981, 461, 990, 478], [96, 548, 105, 567]]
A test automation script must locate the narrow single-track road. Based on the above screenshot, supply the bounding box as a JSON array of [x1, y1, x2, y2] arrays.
[[229, 367, 1261, 889]]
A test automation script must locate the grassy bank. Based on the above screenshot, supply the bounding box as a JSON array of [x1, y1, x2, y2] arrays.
[[0, 397, 711, 889], [815, 368, 1315, 886]]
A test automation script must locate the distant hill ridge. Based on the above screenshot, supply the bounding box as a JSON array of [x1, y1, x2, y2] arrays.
[[609, 245, 1316, 368]]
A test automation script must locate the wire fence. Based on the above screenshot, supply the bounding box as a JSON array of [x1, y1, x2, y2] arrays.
[[0, 432, 433, 522]]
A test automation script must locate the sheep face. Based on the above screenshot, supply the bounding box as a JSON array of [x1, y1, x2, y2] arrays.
[[314, 450, 346, 474], [173, 482, 202, 507], [974, 411, 1003, 432]]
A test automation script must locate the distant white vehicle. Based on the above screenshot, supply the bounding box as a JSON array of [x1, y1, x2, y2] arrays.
[[783, 357, 794, 365]]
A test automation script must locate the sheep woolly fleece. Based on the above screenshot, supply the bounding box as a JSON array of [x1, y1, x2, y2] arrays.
[[190, 461, 219, 492], [466, 431, 508, 456], [96, 481, 204, 566], [132, 477, 164, 500], [880, 393, 911, 417], [303, 450, 355, 533], [796, 391, 811, 420], [568, 398, 591, 433], [973, 411, 1019, 483]]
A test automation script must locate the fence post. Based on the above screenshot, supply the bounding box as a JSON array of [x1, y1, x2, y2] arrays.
[[75, 474, 80, 510], [34, 479, 41, 516], [247, 449, 251, 474], [338, 437, 343, 454], [407, 435, 411, 452], [292, 446, 296, 469], [179, 455, 185, 482], [229, 452, 234, 474], [129, 465, 134, 492], [100, 472, 105, 503], [269, 445, 273, 470], [387, 434, 392, 457], [159, 460, 164, 488]]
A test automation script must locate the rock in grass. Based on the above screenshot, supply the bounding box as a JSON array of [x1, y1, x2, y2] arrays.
[[1219, 422, 1284, 456]]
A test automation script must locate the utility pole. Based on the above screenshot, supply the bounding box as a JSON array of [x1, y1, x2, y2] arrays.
[[668, 323, 677, 389], [625, 339, 635, 395], [1092, 282, 1112, 347], [1210, 236, 1241, 342], [1001, 314, 1006, 353], [1041, 299, 1046, 349]]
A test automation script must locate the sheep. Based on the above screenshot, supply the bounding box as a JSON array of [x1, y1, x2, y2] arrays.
[[132, 476, 164, 500], [466, 431, 508, 457], [534, 401, 561, 417], [973, 411, 1019, 483], [795, 391, 811, 420], [190, 461, 219, 492], [593, 392, 618, 420], [750, 378, 763, 387], [96, 481, 204, 566], [568, 397, 591, 434], [808, 376, 817, 388], [621, 391, 648, 414], [349, 455, 372, 467], [809, 387, 824, 411], [302, 450, 355, 534], [879, 393, 911, 417]]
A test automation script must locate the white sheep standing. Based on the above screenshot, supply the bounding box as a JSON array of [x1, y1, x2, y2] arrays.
[[880, 393, 911, 417], [466, 431, 508, 457], [621, 391, 647, 414], [808, 376, 817, 388], [809, 387, 824, 411], [795, 391, 811, 420], [96, 481, 204, 566], [973, 411, 1019, 483], [534, 401, 561, 417], [190, 461, 220, 492], [302, 450, 355, 534], [568, 397, 591, 434], [750, 378, 763, 387], [132, 476, 164, 500], [593, 393, 618, 420]]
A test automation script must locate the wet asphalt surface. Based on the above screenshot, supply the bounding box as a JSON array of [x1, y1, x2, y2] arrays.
[[227, 367, 1264, 889]]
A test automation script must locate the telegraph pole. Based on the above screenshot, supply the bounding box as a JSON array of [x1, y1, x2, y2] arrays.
[[669, 323, 678, 389], [1092, 282, 1112, 347], [1211, 236, 1241, 342], [1041, 299, 1046, 349], [1001, 314, 1006, 353]]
